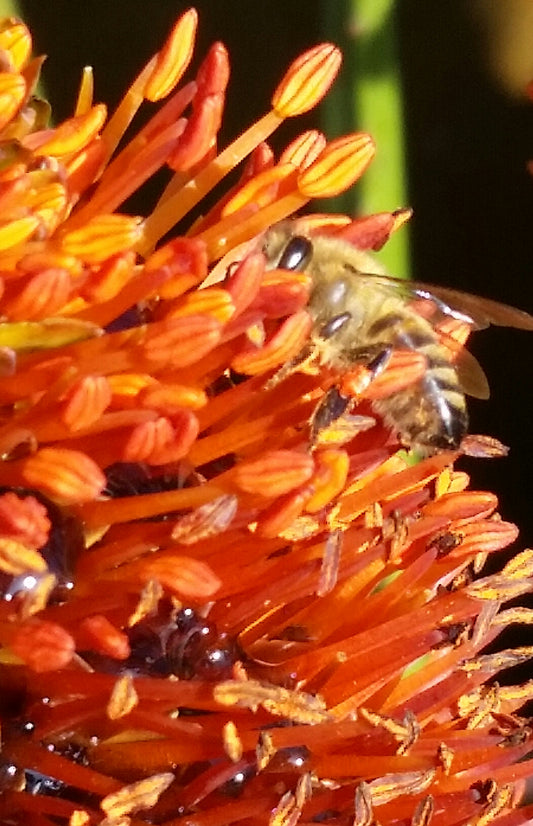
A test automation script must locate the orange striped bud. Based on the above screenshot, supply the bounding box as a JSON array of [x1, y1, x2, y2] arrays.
[[231, 310, 311, 375], [60, 214, 143, 264], [306, 450, 350, 513], [450, 520, 519, 558], [0, 20, 32, 70], [77, 615, 130, 660], [11, 618, 75, 672], [0, 72, 26, 131], [140, 554, 222, 599], [28, 104, 107, 156], [234, 450, 314, 496], [272, 43, 341, 117], [61, 375, 112, 432], [143, 316, 222, 368], [144, 8, 198, 101], [22, 447, 106, 504], [298, 133, 375, 198]]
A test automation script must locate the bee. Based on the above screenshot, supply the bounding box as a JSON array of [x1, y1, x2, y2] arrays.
[[262, 222, 533, 454]]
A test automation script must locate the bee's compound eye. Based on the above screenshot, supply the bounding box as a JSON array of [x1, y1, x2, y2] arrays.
[[278, 235, 312, 271]]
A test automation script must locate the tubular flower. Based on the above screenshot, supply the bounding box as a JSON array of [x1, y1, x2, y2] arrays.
[[0, 12, 532, 826]]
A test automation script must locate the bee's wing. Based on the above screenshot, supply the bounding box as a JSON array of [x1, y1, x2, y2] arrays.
[[411, 283, 533, 331], [360, 273, 533, 331], [454, 347, 490, 399]]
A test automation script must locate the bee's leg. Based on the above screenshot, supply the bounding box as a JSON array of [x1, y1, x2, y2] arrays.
[[264, 343, 316, 389], [364, 346, 394, 378], [310, 386, 351, 440]]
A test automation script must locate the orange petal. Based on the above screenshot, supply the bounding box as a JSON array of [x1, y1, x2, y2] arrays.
[[272, 43, 342, 117], [225, 253, 265, 315], [0, 537, 46, 576]]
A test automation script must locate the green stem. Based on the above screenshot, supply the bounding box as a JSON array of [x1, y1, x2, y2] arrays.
[[319, 0, 410, 278]]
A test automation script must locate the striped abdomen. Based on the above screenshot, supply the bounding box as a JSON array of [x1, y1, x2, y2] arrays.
[[368, 310, 468, 452]]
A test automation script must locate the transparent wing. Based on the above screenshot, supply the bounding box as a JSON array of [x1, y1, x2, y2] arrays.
[[359, 272, 533, 331], [350, 271, 533, 399]]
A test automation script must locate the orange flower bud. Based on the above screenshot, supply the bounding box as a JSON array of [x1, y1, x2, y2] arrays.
[[144, 8, 198, 102], [272, 43, 342, 117], [423, 491, 498, 523], [21, 447, 106, 504], [255, 487, 313, 538], [222, 164, 296, 218], [139, 383, 207, 413], [305, 450, 350, 513], [166, 287, 235, 324], [233, 450, 314, 497], [250, 272, 311, 318], [0, 537, 46, 576], [0, 71, 26, 131], [3, 268, 71, 321], [140, 554, 222, 599], [0, 20, 32, 70], [123, 410, 199, 464], [27, 104, 107, 157], [279, 130, 327, 168], [77, 615, 130, 660], [337, 209, 412, 251], [11, 618, 75, 672], [195, 41, 230, 98], [298, 133, 375, 198], [143, 315, 222, 368], [450, 520, 519, 558], [61, 375, 112, 432], [168, 93, 224, 171], [0, 215, 40, 252], [225, 253, 265, 315], [60, 214, 143, 264], [231, 310, 312, 375], [0, 491, 50, 549]]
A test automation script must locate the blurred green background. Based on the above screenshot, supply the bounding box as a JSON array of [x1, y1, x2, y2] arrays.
[[9, 1, 533, 555]]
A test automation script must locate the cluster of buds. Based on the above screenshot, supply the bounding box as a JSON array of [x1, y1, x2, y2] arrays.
[[0, 11, 532, 826]]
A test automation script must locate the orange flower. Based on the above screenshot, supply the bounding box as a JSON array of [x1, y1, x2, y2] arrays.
[[0, 11, 532, 826]]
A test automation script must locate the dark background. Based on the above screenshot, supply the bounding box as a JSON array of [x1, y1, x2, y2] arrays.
[[23, 1, 533, 554]]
